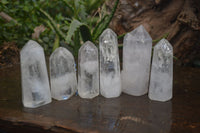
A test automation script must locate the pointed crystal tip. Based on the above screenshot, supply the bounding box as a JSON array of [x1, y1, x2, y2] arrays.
[[79, 41, 97, 53], [129, 25, 152, 41], [155, 39, 173, 53], [21, 40, 42, 53], [50, 47, 74, 61], [99, 28, 117, 46], [100, 28, 117, 38], [85, 41, 94, 46], [54, 47, 72, 55]]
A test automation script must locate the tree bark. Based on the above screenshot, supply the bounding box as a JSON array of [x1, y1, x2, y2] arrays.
[[109, 0, 200, 65]]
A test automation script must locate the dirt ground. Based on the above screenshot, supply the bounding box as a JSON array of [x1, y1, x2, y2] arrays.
[[0, 42, 19, 68]]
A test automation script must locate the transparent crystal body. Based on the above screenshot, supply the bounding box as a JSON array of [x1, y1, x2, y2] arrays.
[[99, 28, 121, 98], [50, 47, 77, 100], [122, 25, 152, 96], [78, 41, 99, 99], [20, 40, 51, 108], [149, 39, 173, 102]]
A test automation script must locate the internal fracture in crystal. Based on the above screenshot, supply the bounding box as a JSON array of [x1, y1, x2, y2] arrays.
[[78, 41, 99, 99], [122, 25, 152, 96], [99, 28, 121, 98], [50, 47, 77, 100], [149, 39, 173, 102], [20, 40, 51, 108]]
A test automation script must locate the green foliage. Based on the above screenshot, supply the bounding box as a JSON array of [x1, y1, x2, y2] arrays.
[[80, 25, 92, 42], [39, 8, 67, 44], [52, 32, 60, 52], [1, 0, 119, 57], [92, 0, 119, 41], [84, 0, 105, 13], [39, 0, 119, 56], [66, 19, 83, 44], [0, 0, 42, 47]]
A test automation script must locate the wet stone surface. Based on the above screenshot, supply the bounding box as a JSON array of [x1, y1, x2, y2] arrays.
[[0, 65, 200, 133]]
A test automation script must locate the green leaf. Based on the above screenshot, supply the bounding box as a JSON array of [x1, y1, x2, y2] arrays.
[[85, 0, 105, 13], [92, 0, 119, 41], [73, 0, 87, 21], [46, 20, 55, 31], [39, 8, 68, 44], [4, 20, 16, 27], [43, 37, 49, 43], [61, 0, 74, 12], [61, 25, 68, 31], [32, 14, 37, 23], [173, 56, 178, 60], [118, 33, 126, 39], [23, 6, 29, 12], [92, 15, 108, 38], [1, 0, 8, 4], [52, 34, 60, 52], [80, 25, 92, 42], [66, 19, 82, 43], [73, 29, 80, 57]]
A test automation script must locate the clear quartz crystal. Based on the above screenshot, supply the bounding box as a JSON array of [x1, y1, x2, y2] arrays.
[[20, 40, 51, 108], [50, 47, 77, 100], [99, 28, 121, 98], [78, 41, 99, 99], [122, 25, 152, 96], [149, 39, 173, 102]]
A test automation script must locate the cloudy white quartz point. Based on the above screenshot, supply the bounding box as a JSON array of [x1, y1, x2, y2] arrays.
[[149, 39, 173, 102], [78, 41, 99, 99], [122, 25, 152, 96], [20, 40, 51, 108], [99, 28, 121, 98], [50, 47, 77, 100]]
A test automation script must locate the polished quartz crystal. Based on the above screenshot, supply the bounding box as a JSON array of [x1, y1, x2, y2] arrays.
[[20, 40, 51, 108], [122, 25, 152, 96], [78, 41, 99, 99], [99, 28, 121, 98], [149, 39, 173, 102], [50, 47, 77, 100]]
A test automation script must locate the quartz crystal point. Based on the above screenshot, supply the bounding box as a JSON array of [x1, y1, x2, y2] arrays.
[[122, 25, 152, 96], [50, 47, 77, 100], [149, 39, 173, 102], [20, 40, 51, 108], [78, 41, 99, 99], [99, 28, 121, 98]]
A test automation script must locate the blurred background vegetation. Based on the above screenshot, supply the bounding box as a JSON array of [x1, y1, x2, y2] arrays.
[[0, 0, 200, 67], [0, 0, 119, 57]]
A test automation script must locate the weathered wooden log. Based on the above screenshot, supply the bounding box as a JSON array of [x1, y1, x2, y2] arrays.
[[109, 0, 200, 65]]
